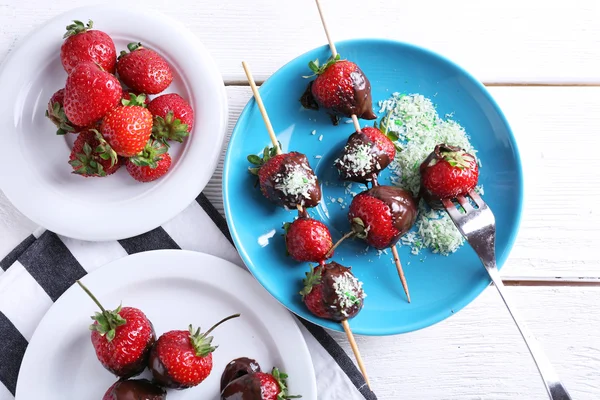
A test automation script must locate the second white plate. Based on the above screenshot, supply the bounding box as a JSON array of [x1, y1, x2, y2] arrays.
[[16, 250, 317, 399]]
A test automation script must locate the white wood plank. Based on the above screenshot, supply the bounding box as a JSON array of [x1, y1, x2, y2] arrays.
[[332, 285, 600, 399], [0, 0, 599, 83], [204, 86, 600, 280]]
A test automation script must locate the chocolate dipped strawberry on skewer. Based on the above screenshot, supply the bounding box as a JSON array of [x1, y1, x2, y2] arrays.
[[300, 261, 370, 389]]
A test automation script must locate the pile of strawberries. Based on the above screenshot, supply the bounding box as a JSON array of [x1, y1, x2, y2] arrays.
[[46, 20, 194, 182]]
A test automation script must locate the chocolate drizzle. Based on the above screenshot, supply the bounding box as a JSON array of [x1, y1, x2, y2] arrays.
[[103, 379, 166, 400], [335, 131, 392, 183], [261, 152, 321, 209]]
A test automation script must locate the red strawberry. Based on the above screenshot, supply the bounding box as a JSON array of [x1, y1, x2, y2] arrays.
[[126, 140, 172, 182], [335, 126, 397, 183], [64, 62, 122, 127], [149, 314, 240, 389], [305, 55, 376, 121], [248, 148, 321, 209], [122, 90, 151, 105], [60, 20, 116, 74], [77, 281, 155, 378], [101, 94, 153, 157], [102, 379, 166, 400], [348, 186, 417, 249], [69, 129, 120, 177], [117, 42, 173, 94], [420, 144, 479, 200], [300, 262, 365, 322], [147, 93, 194, 144], [284, 217, 333, 262], [45, 88, 86, 135], [221, 368, 300, 400]]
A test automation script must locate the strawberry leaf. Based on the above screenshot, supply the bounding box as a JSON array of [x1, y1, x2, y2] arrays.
[[247, 155, 262, 165]]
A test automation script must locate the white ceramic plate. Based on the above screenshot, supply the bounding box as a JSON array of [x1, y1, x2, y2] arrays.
[[15, 250, 317, 399], [0, 6, 228, 241]]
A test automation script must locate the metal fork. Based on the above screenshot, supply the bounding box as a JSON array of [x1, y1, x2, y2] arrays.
[[442, 190, 572, 400]]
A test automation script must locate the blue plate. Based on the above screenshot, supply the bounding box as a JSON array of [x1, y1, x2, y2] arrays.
[[223, 39, 523, 336]]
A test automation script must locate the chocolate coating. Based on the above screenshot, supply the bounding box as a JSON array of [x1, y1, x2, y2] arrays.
[[220, 357, 262, 393], [102, 379, 166, 400], [261, 152, 321, 209], [148, 345, 184, 389], [221, 373, 264, 400], [320, 262, 364, 321], [107, 322, 156, 379], [335, 131, 391, 183], [367, 186, 418, 246]]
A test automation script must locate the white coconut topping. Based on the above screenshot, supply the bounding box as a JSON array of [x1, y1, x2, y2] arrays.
[[332, 272, 365, 316], [336, 143, 376, 177], [273, 165, 316, 200]]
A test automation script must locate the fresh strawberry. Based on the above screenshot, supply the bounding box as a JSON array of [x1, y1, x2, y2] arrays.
[[64, 62, 122, 127], [69, 129, 120, 177], [117, 42, 173, 94], [101, 94, 153, 157], [149, 314, 240, 389], [348, 186, 417, 249], [221, 368, 300, 400], [102, 379, 166, 400], [60, 20, 116, 74], [335, 126, 397, 183], [304, 55, 376, 121], [77, 281, 155, 378], [248, 147, 321, 209], [122, 90, 150, 105], [284, 217, 333, 262], [45, 88, 86, 135], [147, 93, 194, 144], [420, 144, 479, 200], [126, 140, 172, 182], [300, 262, 365, 321]]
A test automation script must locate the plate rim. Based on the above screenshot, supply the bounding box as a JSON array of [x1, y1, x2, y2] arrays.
[[223, 37, 524, 336], [0, 5, 228, 241], [15, 249, 318, 399]]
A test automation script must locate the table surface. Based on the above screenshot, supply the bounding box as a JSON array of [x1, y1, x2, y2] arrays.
[[1, 1, 600, 398]]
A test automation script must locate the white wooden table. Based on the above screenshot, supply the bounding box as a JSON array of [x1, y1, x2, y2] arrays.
[[1, 1, 600, 398]]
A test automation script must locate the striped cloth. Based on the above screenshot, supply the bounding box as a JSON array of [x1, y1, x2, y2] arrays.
[[0, 193, 376, 399]]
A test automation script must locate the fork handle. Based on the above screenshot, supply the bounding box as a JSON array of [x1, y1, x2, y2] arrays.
[[485, 264, 572, 400]]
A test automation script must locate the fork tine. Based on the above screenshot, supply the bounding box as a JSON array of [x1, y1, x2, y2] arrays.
[[468, 189, 484, 208], [442, 198, 463, 220], [456, 195, 474, 213]]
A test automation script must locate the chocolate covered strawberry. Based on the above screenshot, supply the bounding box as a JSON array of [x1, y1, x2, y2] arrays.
[[420, 144, 479, 201], [335, 126, 396, 183], [61, 20, 116, 74], [117, 42, 173, 94], [126, 140, 172, 182], [284, 217, 333, 262], [102, 379, 166, 400], [221, 367, 300, 400], [348, 186, 417, 249], [220, 357, 262, 393], [101, 94, 153, 157], [148, 93, 194, 144], [45, 88, 85, 135], [77, 281, 155, 378], [302, 55, 376, 121], [69, 129, 120, 177], [300, 262, 365, 321], [248, 147, 321, 209], [64, 62, 122, 127], [149, 314, 240, 389]]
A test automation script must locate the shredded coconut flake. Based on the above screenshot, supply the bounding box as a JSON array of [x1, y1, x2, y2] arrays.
[[332, 272, 365, 315], [274, 165, 316, 200], [336, 143, 375, 176]]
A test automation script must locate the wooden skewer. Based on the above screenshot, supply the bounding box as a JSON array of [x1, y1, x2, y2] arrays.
[[351, 114, 361, 132], [241, 61, 282, 155], [341, 319, 371, 390], [315, 0, 337, 58], [391, 245, 411, 303]]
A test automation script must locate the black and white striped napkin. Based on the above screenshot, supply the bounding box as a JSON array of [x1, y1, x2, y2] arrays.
[[0, 193, 376, 399]]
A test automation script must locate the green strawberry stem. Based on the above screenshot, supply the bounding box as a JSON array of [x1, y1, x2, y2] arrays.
[[299, 265, 322, 298], [63, 20, 93, 39], [127, 42, 143, 52], [325, 230, 356, 259], [188, 313, 241, 357], [122, 93, 147, 107], [272, 367, 302, 399], [76, 280, 126, 342], [151, 111, 189, 144]]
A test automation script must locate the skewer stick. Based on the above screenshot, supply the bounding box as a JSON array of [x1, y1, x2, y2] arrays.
[[341, 319, 371, 390], [314, 0, 337, 58], [242, 61, 282, 155], [351, 114, 361, 132], [391, 245, 411, 303]]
